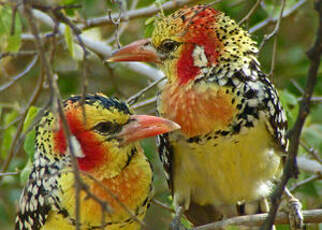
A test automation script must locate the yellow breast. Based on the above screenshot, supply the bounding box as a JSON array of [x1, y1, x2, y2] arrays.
[[42, 150, 152, 230], [170, 117, 282, 210]]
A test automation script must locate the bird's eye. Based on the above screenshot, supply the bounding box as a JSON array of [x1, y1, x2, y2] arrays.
[[159, 39, 180, 53], [93, 122, 120, 134]]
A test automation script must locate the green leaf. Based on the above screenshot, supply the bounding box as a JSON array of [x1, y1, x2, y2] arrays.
[[1, 110, 19, 159], [20, 159, 33, 184], [303, 124, 322, 153], [144, 20, 155, 38], [23, 106, 40, 132], [181, 216, 192, 229], [226, 226, 241, 230], [64, 25, 75, 58], [279, 89, 299, 128], [144, 16, 158, 38], [0, 6, 10, 36], [140, 138, 155, 161], [0, 6, 22, 52], [23, 106, 40, 159], [24, 130, 36, 158], [6, 12, 22, 52]]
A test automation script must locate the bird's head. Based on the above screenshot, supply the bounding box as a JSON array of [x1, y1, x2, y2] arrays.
[[37, 93, 179, 177], [108, 5, 258, 85]]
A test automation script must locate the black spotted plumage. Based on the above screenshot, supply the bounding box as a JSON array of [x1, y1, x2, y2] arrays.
[[15, 152, 69, 230], [156, 133, 174, 192]]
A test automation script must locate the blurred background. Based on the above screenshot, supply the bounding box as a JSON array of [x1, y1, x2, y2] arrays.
[[0, 0, 321, 229]]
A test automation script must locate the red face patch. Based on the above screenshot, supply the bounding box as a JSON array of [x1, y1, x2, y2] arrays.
[[176, 7, 221, 84], [53, 110, 106, 171], [177, 43, 200, 84]]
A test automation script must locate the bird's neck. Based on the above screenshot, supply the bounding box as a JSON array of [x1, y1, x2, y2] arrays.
[[80, 147, 152, 218], [159, 81, 238, 137]]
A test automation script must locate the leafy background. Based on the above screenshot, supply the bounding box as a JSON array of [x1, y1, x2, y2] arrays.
[[0, 0, 321, 229]]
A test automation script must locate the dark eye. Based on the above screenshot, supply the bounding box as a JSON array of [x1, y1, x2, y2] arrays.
[[159, 39, 180, 53], [93, 122, 120, 134]]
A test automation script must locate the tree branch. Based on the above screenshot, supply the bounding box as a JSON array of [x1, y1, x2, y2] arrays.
[[82, 0, 197, 30], [249, 0, 307, 33], [192, 209, 322, 230], [238, 0, 262, 25], [290, 174, 321, 192], [261, 1, 322, 229], [0, 57, 43, 181], [259, 0, 286, 50], [22, 9, 165, 82], [0, 54, 38, 92]]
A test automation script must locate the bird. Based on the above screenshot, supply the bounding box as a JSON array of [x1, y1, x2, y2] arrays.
[[107, 5, 288, 228], [15, 93, 180, 230]]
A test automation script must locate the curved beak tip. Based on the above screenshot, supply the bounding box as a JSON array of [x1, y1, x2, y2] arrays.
[[168, 120, 181, 131], [120, 115, 180, 144]]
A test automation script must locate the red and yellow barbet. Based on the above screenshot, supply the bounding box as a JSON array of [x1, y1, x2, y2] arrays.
[[108, 5, 288, 227], [15, 93, 180, 230]]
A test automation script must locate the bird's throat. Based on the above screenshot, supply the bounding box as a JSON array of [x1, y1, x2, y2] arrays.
[[159, 83, 236, 137]]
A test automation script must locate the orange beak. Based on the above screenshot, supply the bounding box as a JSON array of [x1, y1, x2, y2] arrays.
[[118, 115, 180, 144], [106, 39, 161, 63]]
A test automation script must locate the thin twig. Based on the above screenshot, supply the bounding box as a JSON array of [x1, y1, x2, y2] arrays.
[[192, 209, 322, 230], [268, 36, 278, 78], [0, 55, 38, 92], [127, 77, 165, 105], [131, 96, 158, 110], [259, 0, 286, 50], [106, 0, 138, 44], [206, 0, 225, 7], [107, 1, 124, 49], [0, 171, 19, 176], [10, 2, 21, 35], [82, 0, 197, 29], [290, 79, 305, 94], [0, 50, 38, 60], [290, 174, 321, 192], [238, 0, 262, 25], [298, 97, 322, 103], [151, 199, 175, 213], [261, 1, 322, 229], [249, 0, 307, 34], [300, 140, 322, 163], [23, 9, 165, 82], [0, 57, 43, 180], [297, 156, 322, 174]]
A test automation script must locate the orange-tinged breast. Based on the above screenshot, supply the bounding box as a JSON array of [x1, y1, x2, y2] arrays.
[[81, 157, 151, 222], [160, 84, 237, 137]]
